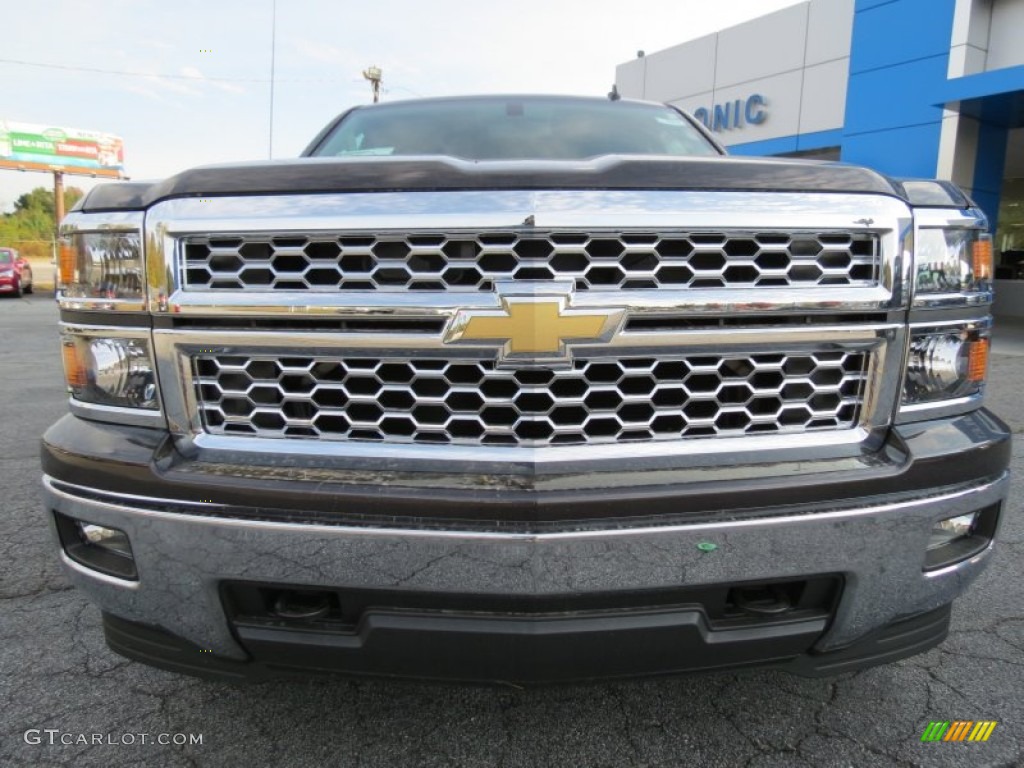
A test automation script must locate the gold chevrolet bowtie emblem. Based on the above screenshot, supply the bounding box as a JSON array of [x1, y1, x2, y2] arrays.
[[447, 297, 622, 362]]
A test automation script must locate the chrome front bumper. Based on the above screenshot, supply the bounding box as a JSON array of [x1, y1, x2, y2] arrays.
[[44, 472, 1008, 664]]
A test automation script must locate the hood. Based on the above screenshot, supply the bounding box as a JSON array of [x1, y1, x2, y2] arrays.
[[75, 154, 916, 213]]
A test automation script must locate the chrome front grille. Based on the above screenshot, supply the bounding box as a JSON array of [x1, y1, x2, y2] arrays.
[[192, 351, 869, 447], [181, 230, 879, 292], [149, 191, 910, 460]]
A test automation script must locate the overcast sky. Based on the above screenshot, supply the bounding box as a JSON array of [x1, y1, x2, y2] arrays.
[[1, 0, 802, 212]]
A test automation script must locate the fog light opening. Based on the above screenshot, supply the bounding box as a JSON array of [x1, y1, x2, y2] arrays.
[[78, 523, 133, 556], [924, 504, 1000, 571], [928, 512, 979, 551], [53, 512, 137, 580]]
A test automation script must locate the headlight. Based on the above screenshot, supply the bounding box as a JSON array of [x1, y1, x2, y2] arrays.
[[913, 227, 991, 300], [61, 331, 158, 409], [900, 323, 989, 417], [59, 211, 145, 310], [0, 269, 13, 277]]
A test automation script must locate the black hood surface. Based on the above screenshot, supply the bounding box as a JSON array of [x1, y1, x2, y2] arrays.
[[77, 155, 918, 213]]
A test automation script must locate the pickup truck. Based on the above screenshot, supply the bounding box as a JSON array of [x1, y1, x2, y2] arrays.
[[43, 94, 1010, 683]]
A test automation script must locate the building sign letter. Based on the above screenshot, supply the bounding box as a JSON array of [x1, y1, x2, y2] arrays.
[[744, 94, 767, 125], [692, 94, 768, 133]]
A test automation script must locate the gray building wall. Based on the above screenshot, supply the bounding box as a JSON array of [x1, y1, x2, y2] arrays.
[[615, 0, 855, 148]]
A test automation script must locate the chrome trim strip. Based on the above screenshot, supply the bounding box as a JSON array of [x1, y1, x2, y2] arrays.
[[48, 477, 226, 513], [162, 286, 898, 316], [906, 316, 992, 332], [183, 430, 874, 470], [911, 293, 993, 309], [59, 550, 140, 588], [912, 208, 987, 229], [155, 323, 895, 351], [147, 190, 913, 231], [896, 394, 985, 423], [60, 322, 151, 338], [42, 472, 1008, 540], [58, 298, 149, 313], [68, 399, 164, 428], [60, 210, 144, 233]]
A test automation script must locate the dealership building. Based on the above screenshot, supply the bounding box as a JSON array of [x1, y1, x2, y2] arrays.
[[616, 0, 1024, 312]]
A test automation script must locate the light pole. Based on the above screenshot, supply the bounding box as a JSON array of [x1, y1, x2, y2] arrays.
[[268, 0, 277, 157], [363, 66, 382, 103]]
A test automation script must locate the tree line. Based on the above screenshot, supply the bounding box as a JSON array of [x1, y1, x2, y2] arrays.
[[0, 186, 84, 260]]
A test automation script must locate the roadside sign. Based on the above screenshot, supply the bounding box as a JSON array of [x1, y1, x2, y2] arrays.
[[0, 120, 124, 178]]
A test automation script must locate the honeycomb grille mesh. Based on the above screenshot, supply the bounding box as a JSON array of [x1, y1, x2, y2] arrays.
[[192, 351, 869, 447], [181, 231, 879, 292]]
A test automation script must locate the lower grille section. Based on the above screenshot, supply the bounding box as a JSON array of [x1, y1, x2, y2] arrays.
[[193, 351, 868, 447]]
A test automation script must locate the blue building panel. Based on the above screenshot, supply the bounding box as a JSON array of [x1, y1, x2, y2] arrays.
[[728, 129, 844, 157], [796, 129, 845, 152], [839, 0, 957, 181], [849, 0, 956, 74], [854, 0, 900, 11], [937, 65, 1024, 127], [841, 122, 945, 177], [842, 55, 951, 138], [728, 136, 799, 157], [972, 121, 1010, 231]]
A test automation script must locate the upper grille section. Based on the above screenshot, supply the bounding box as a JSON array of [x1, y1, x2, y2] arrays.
[[193, 351, 869, 447], [181, 230, 879, 292]]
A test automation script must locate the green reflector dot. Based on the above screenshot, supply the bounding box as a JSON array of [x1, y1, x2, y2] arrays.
[[696, 542, 718, 553]]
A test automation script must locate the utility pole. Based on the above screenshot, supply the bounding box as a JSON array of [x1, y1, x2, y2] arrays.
[[53, 170, 65, 238], [363, 66, 382, 103]]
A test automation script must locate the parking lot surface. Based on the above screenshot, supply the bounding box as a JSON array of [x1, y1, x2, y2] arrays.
[[2, 294, 1021, 767]]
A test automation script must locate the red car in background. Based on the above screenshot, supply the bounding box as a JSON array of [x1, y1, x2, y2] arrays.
[[0, 247, 32, 297]]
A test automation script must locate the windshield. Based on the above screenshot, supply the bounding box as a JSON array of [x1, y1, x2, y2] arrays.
[[0, 250, 13, 265], [311, 97, 719, 161]]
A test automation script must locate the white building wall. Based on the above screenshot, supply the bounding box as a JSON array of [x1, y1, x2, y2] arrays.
[[938, 0, 1024, 189], [948, 0, 992, 77], [947, 0, 1024, 75], [713, 5, 809, 89], [615, 0, 854, 148], [985, 0, 1024, 71], [940, 0, 994, 185]]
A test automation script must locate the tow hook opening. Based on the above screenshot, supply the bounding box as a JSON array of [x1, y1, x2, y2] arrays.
[[728, 582, 802, 617], [271, 590, 336, 621]]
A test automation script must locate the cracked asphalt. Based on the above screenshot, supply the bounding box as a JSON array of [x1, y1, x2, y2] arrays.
[[1, 294, 1021, 768]]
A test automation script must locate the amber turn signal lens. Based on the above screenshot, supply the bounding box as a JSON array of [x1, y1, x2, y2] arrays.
[[972, 237, 993, 280], [967, 338, 989, 382], [61, 341, 87, 389], [59, 243, 76, 287]]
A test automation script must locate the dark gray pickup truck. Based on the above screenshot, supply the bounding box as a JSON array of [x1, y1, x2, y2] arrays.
[[43, 95, 1009, 683]]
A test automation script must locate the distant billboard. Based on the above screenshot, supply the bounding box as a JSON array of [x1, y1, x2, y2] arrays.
[[0, 120, 124, 178]]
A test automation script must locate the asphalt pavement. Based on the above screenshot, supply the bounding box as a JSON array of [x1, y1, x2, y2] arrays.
[[1, 293, 1021, 768]]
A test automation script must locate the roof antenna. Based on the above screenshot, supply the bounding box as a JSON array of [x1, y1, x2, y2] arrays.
[[608, 84, 620, 101]]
